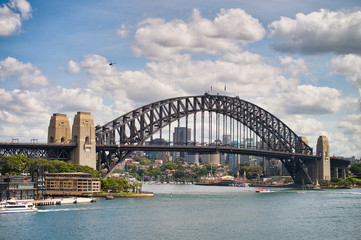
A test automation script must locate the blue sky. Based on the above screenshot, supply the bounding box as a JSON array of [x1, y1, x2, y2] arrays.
[[1, 0, 361, 159]]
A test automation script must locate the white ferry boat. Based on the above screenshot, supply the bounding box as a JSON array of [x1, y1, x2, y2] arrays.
[[0, 200, 38, 214]]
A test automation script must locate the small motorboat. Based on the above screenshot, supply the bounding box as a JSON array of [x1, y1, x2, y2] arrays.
[[0, 200, 38, 214], [256, 188, 271, 193], [105, 195, 114, 200]]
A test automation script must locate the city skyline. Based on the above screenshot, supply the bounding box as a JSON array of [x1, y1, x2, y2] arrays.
[[0, 0, 361, 158]]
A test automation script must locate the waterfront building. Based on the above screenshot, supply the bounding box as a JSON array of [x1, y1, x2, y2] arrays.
[[0, 175, 36, 201], [45, 172, 100, 196], [154, 160, 163, 167]]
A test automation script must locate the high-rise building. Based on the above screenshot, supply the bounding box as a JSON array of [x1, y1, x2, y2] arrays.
[[145, 138, 170, 161], [200, 153, 220, 165], [222, 135, 231, 146], [173, 127, 191, 145], [184, 153, 199, 165], [173, 127, 191, 162]]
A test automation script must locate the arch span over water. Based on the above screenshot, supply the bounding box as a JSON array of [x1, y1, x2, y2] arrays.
[[96, 93, 312, 155], [96, 94, 316, 184]]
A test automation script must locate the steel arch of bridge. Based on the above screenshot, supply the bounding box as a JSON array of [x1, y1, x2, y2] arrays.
[[97, 94, 312, 153], [96, 93, 314, 183]]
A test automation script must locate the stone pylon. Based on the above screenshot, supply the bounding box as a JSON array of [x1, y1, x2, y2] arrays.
[[48, 113, 71, 144], [71, 112, 96, 169], [300, 136, 309, 154], [314, 136, 331, 183]]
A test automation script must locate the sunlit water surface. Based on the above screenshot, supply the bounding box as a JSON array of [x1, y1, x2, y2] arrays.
[[1, 185, 360, 240]]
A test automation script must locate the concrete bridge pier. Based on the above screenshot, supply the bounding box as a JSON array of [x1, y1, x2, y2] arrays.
[[334, 167, 339, 178], [311, 136, 331, 185], [71, 112, 96, 169], [48, 112, 97, 169]]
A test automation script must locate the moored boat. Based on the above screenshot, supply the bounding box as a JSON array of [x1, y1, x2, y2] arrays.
[[105, 195, 114, 200], [0, 200, 38, 214]]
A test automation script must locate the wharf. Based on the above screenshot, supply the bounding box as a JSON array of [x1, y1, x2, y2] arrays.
[[34, 197, 96, 206]]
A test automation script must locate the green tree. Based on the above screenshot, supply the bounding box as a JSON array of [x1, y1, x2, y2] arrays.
[[1, 155, 29, 175], [101, 179, 130, 192], [148, 167, 162, 178], [174, 170, 185, 180], [1, 155, 101, 178], [134, 157, 151, 165], [248, 166, 263, 179], [136, 168, 145, 177], [161, 162, 177, 171], [350, 163, 361, 178]]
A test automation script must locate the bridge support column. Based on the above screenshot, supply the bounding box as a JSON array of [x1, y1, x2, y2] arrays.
[[334, 167, 339, 179], [313, 136, 331, 184], [342, 168, 347, 179], [71, 112, 96, 169]]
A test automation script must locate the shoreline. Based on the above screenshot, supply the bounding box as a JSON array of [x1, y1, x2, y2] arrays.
[[92, 192, 154, 198]]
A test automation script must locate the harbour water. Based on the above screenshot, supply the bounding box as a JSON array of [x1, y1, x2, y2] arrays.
[[1, 185, 360, 240]]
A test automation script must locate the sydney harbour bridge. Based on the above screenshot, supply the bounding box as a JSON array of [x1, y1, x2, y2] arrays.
[[0, 94, 350, 185]]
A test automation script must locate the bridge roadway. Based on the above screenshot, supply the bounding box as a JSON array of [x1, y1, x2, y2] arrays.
[[0, 142, 76, 160], [96, 144, 319, 161], [0, 142, 349, 164], [99, 144, 350, 167]]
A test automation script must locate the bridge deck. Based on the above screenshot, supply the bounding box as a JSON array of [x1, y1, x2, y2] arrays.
[[0, 142, 76, 149], [96, 144, 319, 161]]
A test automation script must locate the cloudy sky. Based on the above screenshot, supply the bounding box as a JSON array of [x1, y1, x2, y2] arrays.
[[0, 0, 361, 158]]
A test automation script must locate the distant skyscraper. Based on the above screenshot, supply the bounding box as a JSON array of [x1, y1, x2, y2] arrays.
[[222, 135, 231, 145], [229, 154, 240, 173], [145, 138, 170, 161], [173, 127, 191, 145], [173, 127, 191, 162]]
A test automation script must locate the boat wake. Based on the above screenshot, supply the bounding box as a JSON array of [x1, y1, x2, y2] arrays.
[[38, 208, 94, 213]]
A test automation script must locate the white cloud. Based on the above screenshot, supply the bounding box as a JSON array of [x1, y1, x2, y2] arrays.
[[0, 89, 49, 116], [0, 0, 31, 36], [132, 8, 265, 59], [336, 114, 361, 156], [66, 60, 81, 74], [222, 51, 263, 64], [0, 88, 50, 142], [0, 57, 48, 88], [330, 54, 361, 90], [116, 24, 128, 38], [269, 9, 361, 55], [330, 54, 361, 111], [339, 114, 361, 135], [77, 53, 345, 118], [43, 87, 105, 112], [0, 86, 116, 142], [284, 115, 324, 138], [282, 85, 342, 114], [279, 56, 309, 78], [8, 0, 31, 20]]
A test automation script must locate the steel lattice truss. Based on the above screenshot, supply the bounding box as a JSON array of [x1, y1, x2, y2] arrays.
[[0, 143, 76, 160], [97, 94, 312, 154], [96, 94, 314, 183]]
